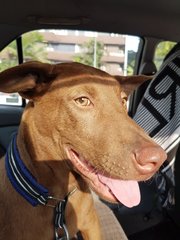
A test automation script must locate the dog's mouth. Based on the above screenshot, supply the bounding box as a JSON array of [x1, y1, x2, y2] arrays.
[[65, 147, 140, 208]]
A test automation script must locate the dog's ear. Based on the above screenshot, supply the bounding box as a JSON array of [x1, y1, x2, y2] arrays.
[[0, 61, 54, 99], [115, 75, 153, 96]]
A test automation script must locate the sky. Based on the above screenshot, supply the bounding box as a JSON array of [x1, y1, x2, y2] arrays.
[[126, 35, 140, 52]]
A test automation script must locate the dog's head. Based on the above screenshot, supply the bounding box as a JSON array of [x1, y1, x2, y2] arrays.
[[0, 61, 166, 207]]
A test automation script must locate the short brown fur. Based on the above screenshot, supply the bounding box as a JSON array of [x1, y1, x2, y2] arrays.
[[0, 62, 166, 239]]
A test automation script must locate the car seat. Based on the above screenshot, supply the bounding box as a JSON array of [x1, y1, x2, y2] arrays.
[[133, 42, 180, 219], [109, 42, 180, 239]]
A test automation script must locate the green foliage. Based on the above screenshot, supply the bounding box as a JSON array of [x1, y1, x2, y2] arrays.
[[22, 31, 48, 62], [154, 41, 176, 69], [127, 50, 136, 75], [0, 31, 48, 72], [73, 39, 104, 68], [0, 41, 18, 71], [127, 41, 176, 75]]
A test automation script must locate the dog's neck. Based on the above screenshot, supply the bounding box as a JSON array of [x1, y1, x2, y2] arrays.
[[5, 134, 80, 239], [16, 124, 79, 199]]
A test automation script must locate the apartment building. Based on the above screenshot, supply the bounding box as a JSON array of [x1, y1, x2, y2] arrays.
[[40, 30, 126, 75]]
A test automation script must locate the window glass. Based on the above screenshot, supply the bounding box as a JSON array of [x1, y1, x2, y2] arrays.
[[0, 29, 141, 105], [22, 30, 140, 76], [0, 93, 22, 106], [154, 41, 176, 70], [0, 40, 18, 71], [22, 31, 48, 62], [0, 40, 22, 106]]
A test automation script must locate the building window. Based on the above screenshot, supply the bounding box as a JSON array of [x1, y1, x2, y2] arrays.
[[48, 43, 75, 53]]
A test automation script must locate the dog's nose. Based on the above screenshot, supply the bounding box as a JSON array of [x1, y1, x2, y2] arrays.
[[134, 146, 167, 175]]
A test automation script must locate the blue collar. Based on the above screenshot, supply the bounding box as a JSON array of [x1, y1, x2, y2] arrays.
[[5, 134, 77, 240], [5, 134, 49, 206]]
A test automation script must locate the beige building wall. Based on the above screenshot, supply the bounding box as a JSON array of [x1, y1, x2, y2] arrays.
[[41, 30, 125, 75]]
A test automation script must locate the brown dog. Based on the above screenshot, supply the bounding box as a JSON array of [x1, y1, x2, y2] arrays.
[[0, 61, 166, 240]]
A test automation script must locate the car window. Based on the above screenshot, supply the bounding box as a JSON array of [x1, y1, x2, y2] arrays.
[[22, 30, 140, 76], [0, 40, 18, 72], [0, 29, 141, 105], [154, 41, 176, 70], [0, 40, 22, 106]]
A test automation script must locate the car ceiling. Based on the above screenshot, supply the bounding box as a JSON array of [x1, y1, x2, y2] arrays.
[[0, 0, 180, 49]]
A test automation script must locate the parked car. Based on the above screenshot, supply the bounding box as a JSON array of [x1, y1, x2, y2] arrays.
[[0, 0, 180, 239]]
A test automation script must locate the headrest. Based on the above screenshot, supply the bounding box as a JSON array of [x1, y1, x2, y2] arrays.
[[133, 49, 180, 154]]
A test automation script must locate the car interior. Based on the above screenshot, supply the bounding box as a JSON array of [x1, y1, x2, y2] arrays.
[[0, 0, 180, 239]]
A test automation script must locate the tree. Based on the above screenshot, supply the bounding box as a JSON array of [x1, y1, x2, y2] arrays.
[[22, 31, 48, 62], [0, 31, 48, 72], [127, 50, 136, 75], [0, 41, 18, 71], [127, 41, 176, 74], [73, 39, 104, 68], [154, 41, 176, 69]]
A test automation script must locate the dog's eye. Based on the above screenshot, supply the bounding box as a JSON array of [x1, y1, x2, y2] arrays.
[[75, 97, 92, 107]]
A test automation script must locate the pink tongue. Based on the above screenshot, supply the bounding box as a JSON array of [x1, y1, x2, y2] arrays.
[[98, 174, 140, 208]]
